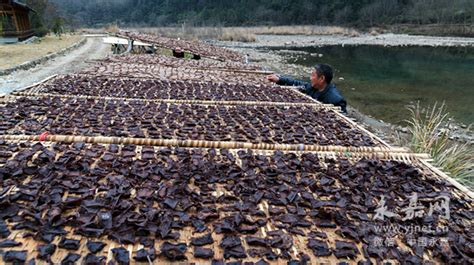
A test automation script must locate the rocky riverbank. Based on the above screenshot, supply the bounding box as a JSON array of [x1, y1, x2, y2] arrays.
[[210, 33, 474, 48]]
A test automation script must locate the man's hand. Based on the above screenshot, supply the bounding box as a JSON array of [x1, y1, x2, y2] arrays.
[[266, 74, 280, 83]]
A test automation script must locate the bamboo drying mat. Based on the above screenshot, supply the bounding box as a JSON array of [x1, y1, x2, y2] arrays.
[[1, 140, 470, 265], [0, 94, 386, 147], [8, 74, 391, 149], [12, 74, 320, 107]]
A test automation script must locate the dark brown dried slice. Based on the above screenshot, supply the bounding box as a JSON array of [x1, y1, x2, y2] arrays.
[[307, 239, 331, 257], [160, 242, 187, 261], [224, 245, 247, 259], [0, 239, 21, 248], [219, 235, 241, 249], [334, 240, 359, 259], [307, 231, 327, 239], [191, 233, 214, 246], [139, 238, 155, 248], [133, 248, 156, 262], [191, 218, 208, 233], [58, 238, 80, 250], [84, 253, 106, 265], [3, 250, 27, 263], [37, 244, 56, 260], [112, 247, 130, 265], [335, 226, 360, 241], [34, 232, 58, 244], [245, 236, 268, 247], [0, 220, 10, 238], [193, 247, 214, 259], [0, 203, 19, 219], [86, 240, 106, 254], [61, 253, 81, 265]]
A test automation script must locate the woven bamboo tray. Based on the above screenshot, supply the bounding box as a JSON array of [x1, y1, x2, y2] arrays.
[[0, 140, 471, 265], [15, 74, 314, 105], [0, 95, 384, 147]]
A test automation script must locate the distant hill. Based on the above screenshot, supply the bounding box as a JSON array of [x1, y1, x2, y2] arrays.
[[51, 0, 473, 29]]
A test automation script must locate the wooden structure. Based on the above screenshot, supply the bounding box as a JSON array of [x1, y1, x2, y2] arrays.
[[0, 0, 34, 43], [1, 32, 472, 264]]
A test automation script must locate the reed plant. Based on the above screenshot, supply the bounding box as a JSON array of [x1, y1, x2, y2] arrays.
[[405, 102, 473, 188]]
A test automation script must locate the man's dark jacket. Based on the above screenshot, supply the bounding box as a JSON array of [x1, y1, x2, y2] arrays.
[[277, 76, 347, 113]]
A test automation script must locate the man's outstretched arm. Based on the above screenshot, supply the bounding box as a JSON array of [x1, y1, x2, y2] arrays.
[[267, 74, 311, 92]]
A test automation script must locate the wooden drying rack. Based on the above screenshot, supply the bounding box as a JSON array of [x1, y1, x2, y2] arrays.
[[115, 33, 244, 63], [1, 49, 473, 264], [0, 139, 471, 265], [3, 71, 470, 200], [8, 134, 472, 200]]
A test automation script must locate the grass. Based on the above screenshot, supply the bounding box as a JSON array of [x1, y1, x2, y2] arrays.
[[0, 34, 83, 70], [405, 102, 473, 188], [124, 25, 361, 42]]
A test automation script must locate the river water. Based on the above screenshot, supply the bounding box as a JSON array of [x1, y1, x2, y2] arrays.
[[274, 45, 474, 125]]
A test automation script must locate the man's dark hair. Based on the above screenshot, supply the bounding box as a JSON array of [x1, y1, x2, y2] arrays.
[[314, 64, 333, 84]]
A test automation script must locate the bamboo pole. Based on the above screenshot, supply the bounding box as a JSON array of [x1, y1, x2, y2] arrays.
[[10, 92, 339, 109], [101, 59, 271, 74], [73, 72, 271, 86], [417, 159, 474, 199], [13, 74, 58, 93], [0, 134, 413, 154]]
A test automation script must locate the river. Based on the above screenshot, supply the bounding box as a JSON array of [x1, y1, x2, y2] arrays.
[[272, 45, 474, 126]]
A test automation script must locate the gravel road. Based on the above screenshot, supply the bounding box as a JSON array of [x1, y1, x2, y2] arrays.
[[0, 36, 110, 94]]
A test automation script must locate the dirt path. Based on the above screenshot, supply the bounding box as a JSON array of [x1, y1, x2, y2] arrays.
[[0, 36, 110, 94]]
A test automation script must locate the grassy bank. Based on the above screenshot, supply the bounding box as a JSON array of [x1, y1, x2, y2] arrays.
[[120, 24, 474, 43], [403, 103, 473, 188], [123, 25, 361, 42], [0, 34, 83, 70]]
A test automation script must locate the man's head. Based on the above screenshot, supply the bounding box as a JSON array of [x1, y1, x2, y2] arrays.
[[310, 63, 333, 90]]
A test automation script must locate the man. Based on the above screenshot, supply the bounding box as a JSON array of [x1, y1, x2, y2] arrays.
[[267, 63, 347, 113], [172, 47, 185, 58]]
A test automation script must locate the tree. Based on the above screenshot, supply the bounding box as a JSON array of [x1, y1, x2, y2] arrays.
[[26, 0, 63, 36]]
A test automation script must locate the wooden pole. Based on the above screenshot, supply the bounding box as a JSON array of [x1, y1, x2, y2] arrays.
[[417, 159, 474, 199], [10, 92, 339, 109], [0, 134, 411, 154], [13, 74, 58, 93]]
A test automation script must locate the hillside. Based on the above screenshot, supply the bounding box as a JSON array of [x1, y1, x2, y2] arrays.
[[51, 0, 473, 29]]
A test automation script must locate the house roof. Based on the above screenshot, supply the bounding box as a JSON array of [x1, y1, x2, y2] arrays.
[[0, 0, 35, 13]]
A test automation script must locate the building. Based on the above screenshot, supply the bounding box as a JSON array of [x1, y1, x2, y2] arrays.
[[0, 0, 35, 43]]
